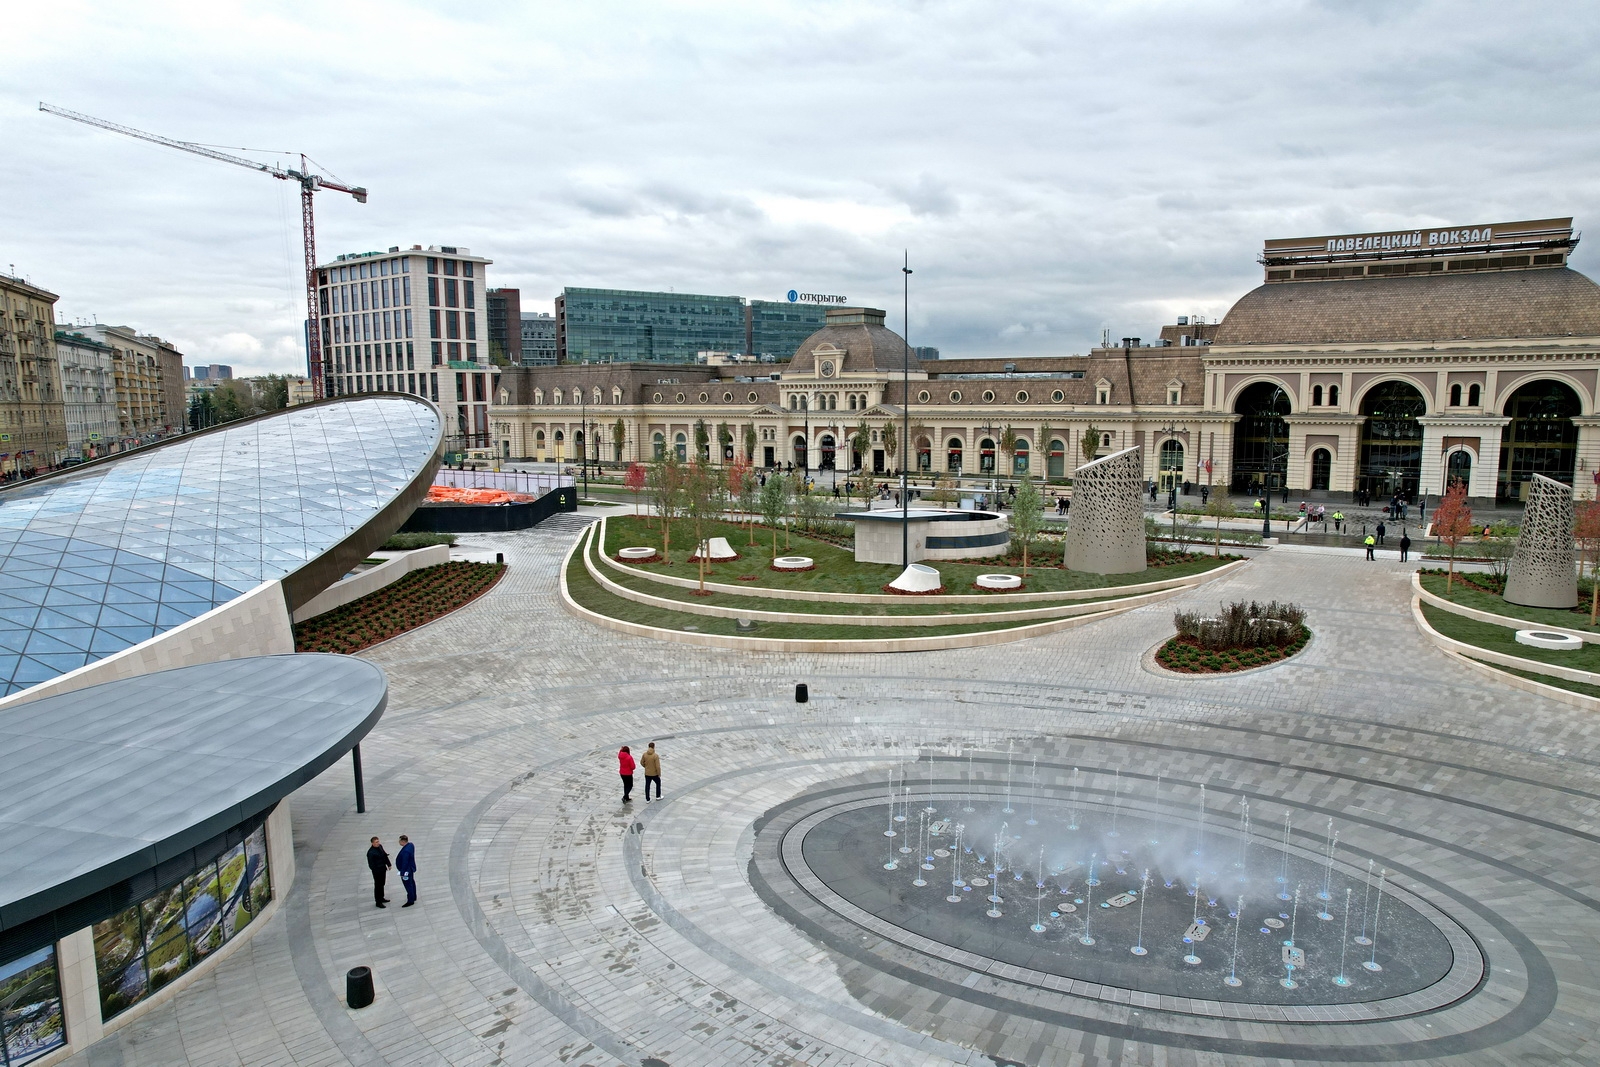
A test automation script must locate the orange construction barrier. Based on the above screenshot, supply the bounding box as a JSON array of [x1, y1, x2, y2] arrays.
[[426, 486, 534, 505]]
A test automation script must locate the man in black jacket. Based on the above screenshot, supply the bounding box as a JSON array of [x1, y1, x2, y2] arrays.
[[367, 837, 391, 908]]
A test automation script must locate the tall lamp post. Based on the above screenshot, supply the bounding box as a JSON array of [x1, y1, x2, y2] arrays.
[[1159, 421, 1180, 537], [1261, 385, 1285, 539], [901, 252, 912, 569], [578, 386, 589, 499]]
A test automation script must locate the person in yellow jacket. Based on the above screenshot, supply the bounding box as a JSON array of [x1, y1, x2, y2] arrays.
[[641, 741, 663, 802], [1364, 534, 1376, 560]]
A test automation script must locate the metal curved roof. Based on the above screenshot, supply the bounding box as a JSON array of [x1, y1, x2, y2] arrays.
[[1212, 267, 1600, 346], [0, 654, 386, 934], [0, 397, 441, 696]]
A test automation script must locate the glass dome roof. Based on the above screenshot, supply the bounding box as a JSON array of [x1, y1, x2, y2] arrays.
[[0, 397, 441, 696]]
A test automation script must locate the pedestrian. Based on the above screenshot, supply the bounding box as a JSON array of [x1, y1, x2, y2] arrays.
[[1364, 534, 1376, 560], [1332, 510, 1344, 533], [396, 835, 417, 907], [366, 836, 391, 908], [642, 741, 662, 802], [1399, 531, 1412, 562], [1200, 485, 1210, 505], [1376, 521, 1386, 545], [618, 745, 636, 803]]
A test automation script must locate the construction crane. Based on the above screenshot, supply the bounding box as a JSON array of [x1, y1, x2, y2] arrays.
[[40, 102, 367, 400]]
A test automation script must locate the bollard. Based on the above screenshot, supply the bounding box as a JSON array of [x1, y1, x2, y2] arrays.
[[496, 552, 504, 564], [346, 965, 375, 1010], [795, 683, 808, 704]]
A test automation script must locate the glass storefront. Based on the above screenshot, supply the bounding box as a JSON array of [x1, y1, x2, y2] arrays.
[[1498, 379, 1579, 501], [93, 825, 271, 1022], [0, 946, 66, 1065]]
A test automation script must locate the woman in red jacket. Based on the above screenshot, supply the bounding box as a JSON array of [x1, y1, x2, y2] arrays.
[[617, 746, 636, 803]]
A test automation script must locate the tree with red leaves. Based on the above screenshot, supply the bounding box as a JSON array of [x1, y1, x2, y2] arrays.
[[1432, 478, 1474, 594], [1574, 498, 1600, 624], [624, 461, 647, 516]]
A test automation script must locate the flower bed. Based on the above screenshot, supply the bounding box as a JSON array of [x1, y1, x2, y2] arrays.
[[1156, 626, 1310, 673], [294, 561, 506, 654]]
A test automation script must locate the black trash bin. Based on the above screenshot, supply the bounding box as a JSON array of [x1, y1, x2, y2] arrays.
[[347, 965, 375, 1010], [795, 683, 808, 704]]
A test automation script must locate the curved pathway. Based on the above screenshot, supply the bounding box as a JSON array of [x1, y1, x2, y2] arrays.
[[65, 522, 1600, 1066]]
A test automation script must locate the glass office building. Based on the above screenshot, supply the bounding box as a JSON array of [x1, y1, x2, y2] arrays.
[[0, 396, 441, 696], [556, 288, 746, 363], [746, 300, 828, 361]]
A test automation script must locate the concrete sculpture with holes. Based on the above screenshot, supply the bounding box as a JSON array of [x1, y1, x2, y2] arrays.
[[1504, 473, 1578, 609], [1062, 445, 1147, 575]]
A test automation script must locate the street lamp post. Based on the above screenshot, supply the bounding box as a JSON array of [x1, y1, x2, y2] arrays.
[[1160, 421, 1180, 538], [901, 252, 913, 569], [579, 387, 588, 499]]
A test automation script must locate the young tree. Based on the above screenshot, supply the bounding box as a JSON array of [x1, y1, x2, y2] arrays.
[[850, 420, 873, 508], [734, 460, 761, 544], [693, 419, 710, 463], [1037, 424, 1053, 479], [1010, 473, 1044, 576], [1080, 425, 1101, 464], [999, 425, 1019, 480], [647, 452, 686, 560], [908, 422, 931, 480], [743, 423, 757, 463], [786, 470, 809, 549], [759, 472, 790, 558], [882, 420, 899, 474], [1575, 498, 1600, 623], [682, 461, 727, 593], [624, 461, 647, 515], [1432, 478, 1474, 594], [1203, 487, 1233, 556], [716, 421, 731, 464], [611, 418, 627, 467]]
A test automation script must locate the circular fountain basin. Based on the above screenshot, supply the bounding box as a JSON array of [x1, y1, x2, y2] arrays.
[[618, 547, 658, 561], [1515, 629, 1582, 650], [976, 574, 1022, 590], [772, 556, 814, 571]]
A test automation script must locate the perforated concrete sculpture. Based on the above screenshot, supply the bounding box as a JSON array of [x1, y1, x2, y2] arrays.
[[1504, 473, 1578, 609], [1063, 445, 1146, 575]]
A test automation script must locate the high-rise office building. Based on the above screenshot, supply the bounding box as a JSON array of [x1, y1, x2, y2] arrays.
[[520, 312, 557, 365], [555, 287, 745, 364], [486, 288, 521, 365], [746, 300, 828, 361], [189, 364, 234, 381], [316, 244, 498, 445], [914, 346, 941, 360]]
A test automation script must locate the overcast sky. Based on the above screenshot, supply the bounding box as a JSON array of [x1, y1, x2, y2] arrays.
[[4, 1, 1598, 376]]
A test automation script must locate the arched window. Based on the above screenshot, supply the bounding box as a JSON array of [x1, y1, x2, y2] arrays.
[[552, 388, 563, 405], [1048, 438, 1066, 479], [1358, 380, 1427, 500], [1499, 379, 1580, 500], [535, 429, 546, 448], [674, 432, 687, 461], [1328, 384, 1339, 405], [1447, 449, 1472, 490], [652, 432, 665, 459], [915, 435, 931, 471], [1310, 448, 1331, 491], [534, 388, 544, 405], [946, 437, 963, 472], [828, 394, 837, 410], [793, 434, 808, 467], [1158, 439, 1184, 483], [1450, 383, 1462, 406], [1468, 383, 1481, 406], [612, 386, 623, 404], [1231, 381, 1291, 493], [848, 395, 856, 410], [1313, 385, 1324, 406], [1100, 432, 1112, 449], [820, 434, 837, 470], [592, 387, 602, 405], [979, 437, 996, 474], [1013, 437, 1030, 475]]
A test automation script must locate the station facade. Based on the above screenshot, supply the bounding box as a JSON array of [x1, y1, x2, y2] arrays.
[[490, 218, 1600, 504]]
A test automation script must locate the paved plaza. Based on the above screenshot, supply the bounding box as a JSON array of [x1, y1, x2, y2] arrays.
[[66, 515, 1600, 1066]]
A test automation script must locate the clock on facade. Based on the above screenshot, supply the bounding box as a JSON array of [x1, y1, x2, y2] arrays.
[[819, 359, 836, 378]]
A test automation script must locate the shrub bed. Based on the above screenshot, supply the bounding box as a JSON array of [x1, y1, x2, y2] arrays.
[[1157, 599, 1309, 674], [294, 561, 505, 654], [381, 531, 458, 550]]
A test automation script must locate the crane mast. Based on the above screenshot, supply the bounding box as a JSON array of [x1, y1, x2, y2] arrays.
[[40, 103, 367, 400]]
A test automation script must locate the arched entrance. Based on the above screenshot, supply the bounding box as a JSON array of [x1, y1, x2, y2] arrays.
[[1231, 382, 1290, 493], [553, 429, 565, 463], [1013, 438, 1029, 475], [1358, 380, 1426, 500], [819, 434, 836, 470], [1048, 438, 1066, 480], [1158, 439, 1184, 491], [674, 432, 687, 462], [947, 438, 963, 473], [651, 432, 664, 460], [792, 435, 807, 469], [1446, 449, 1472, 491], [915, 436, 931, 472], [1498, 379, 1580, 501], [979, 438, 996, 474], [1310, 448, 1332, 492]]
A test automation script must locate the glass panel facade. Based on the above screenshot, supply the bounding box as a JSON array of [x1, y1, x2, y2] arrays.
[[94, 825, 270, 1021], [1230, 383, 1291, 493], [0, 398, 440, 696], [747, 300, 827, 361], [1358, 380, 1426, 500], [1498, 379, 1579, 501], [0, 946, 66, 1065], [560, 288, 745, 364]]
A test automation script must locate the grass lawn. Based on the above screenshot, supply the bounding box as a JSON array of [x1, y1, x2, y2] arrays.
[[1471, 659, 1600, 700], [565, 540, 1045, 639], [601, 515, 1230, 595], [1419, 572, 1600, 634], [1419, 602, 1600, 673]]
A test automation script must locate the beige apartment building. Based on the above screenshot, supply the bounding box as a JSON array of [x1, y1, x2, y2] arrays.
[[74, 324, 185, 441], [54, 329, 121, 458], [490, 218, 1600, 505], [0, 274, 67, 475]]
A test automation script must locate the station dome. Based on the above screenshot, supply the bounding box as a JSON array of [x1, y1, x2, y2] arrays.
[[788, 307, 921, 374]]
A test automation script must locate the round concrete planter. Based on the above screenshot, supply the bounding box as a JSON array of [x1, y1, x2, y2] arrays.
[[1515, 629, 1583, 650], [772, 556, 815, 571], [975, 574, 1022, 591], [618, 547, 658, 561]]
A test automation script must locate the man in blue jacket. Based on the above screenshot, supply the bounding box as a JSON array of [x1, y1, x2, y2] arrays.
[[396, 835, 418, 907]]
